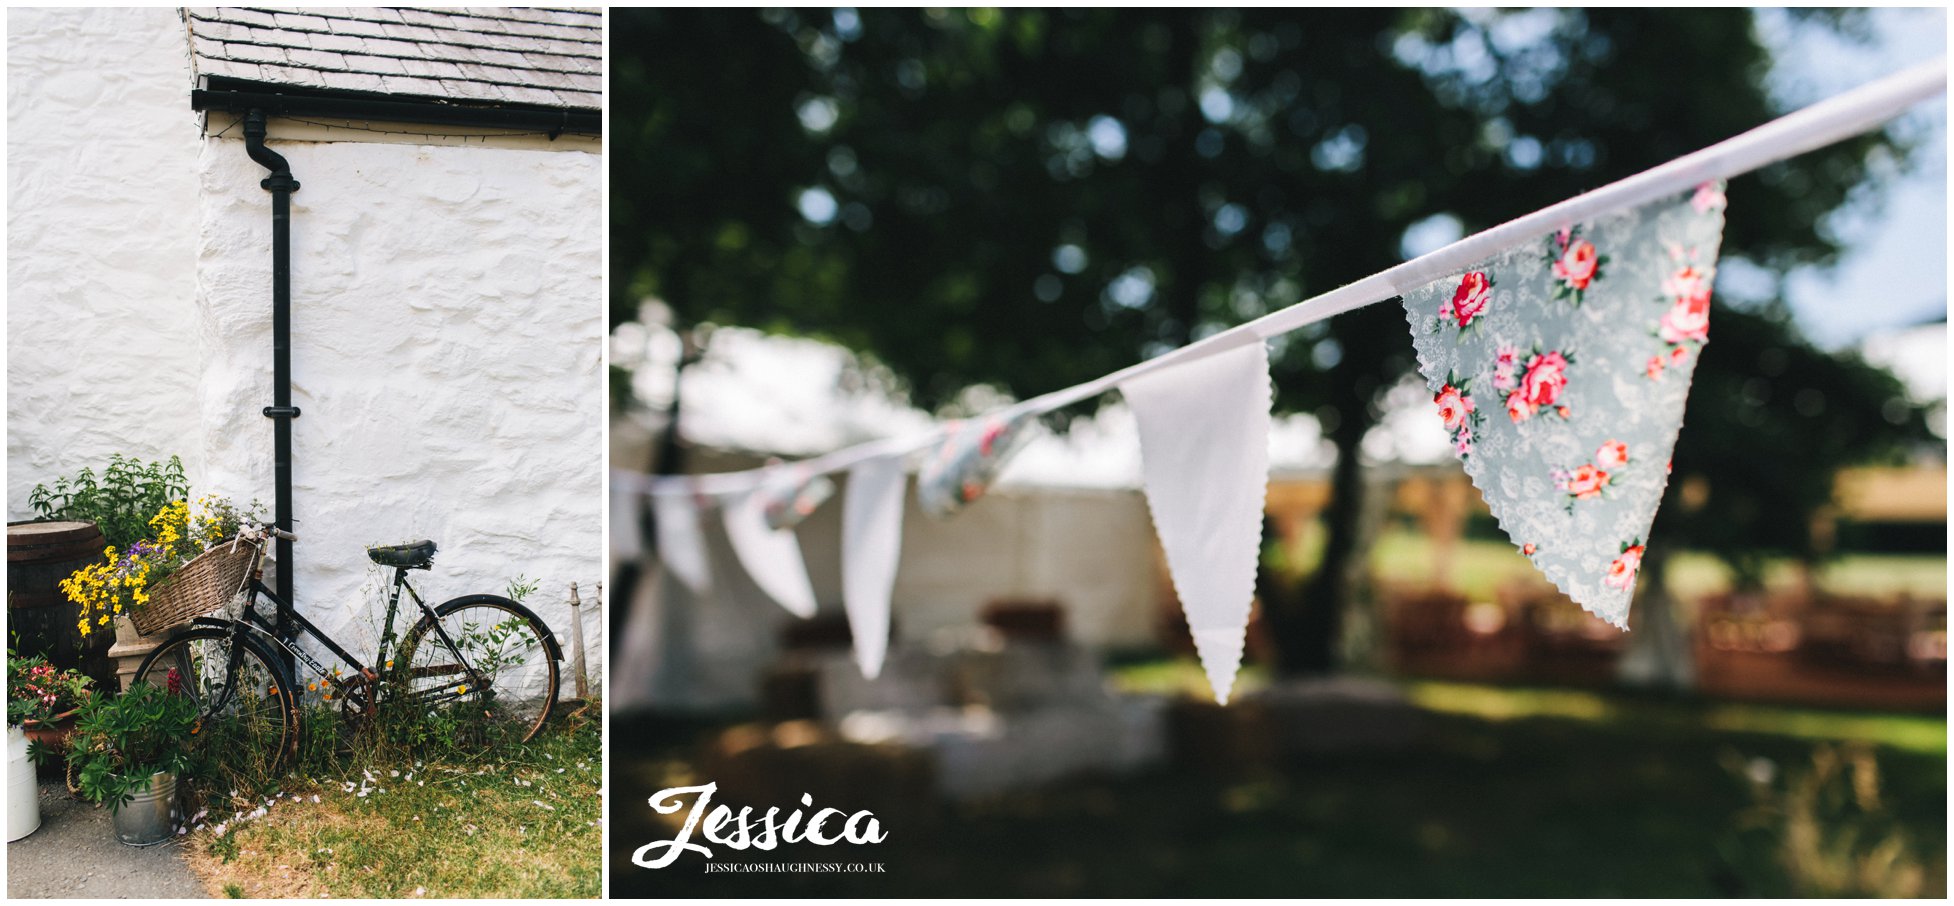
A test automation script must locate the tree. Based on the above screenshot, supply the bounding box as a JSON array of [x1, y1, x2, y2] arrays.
[[610, 8, 1929, 676]]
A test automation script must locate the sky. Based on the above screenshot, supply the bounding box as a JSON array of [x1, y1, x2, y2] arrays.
[[619, 9, 1949, 487], [1762, 7, 1946, 345]]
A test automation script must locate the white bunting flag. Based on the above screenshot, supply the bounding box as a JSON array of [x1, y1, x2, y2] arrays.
[[840, 454, 907, 679], [722, 489, 819, 618], [651, 492, 713, 595], [1121, 337, 1273, 704]]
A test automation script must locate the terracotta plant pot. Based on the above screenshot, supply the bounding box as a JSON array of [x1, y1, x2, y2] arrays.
[[19, 708, 81, 752]]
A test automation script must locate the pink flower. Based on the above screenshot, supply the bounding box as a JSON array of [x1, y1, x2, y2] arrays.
[[978, 419, 1006, 456], [1560, 464, 1611, 499], [1556, 405, 1572, 419], [1662, 265, 1712, 306], [1434, 384, 1474, 431], [1553, 239, 1600, 290], [1449, 272, 1492, 327], [1659, 294, 1712, 345], [1492, 346, 1521, 390], [1505, 391, 1533, 423], [1519, 351, 1570, 410], [1669, 346, 1689, 365], [1521, 543, 1536, 556], [1692, 182, 1727, 214], [1645, 356, 1665, 380], [1595, 439, 1629, 470], [1453, 422, 1474, 456], [1604, 545, 1646, 590]]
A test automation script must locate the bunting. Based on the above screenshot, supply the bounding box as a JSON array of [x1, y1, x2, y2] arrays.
[[1400, 183, 1727, 627], [625, 61, 1943, 699], [1121, 337, 1272, 704], [840, 454, 907, 679]]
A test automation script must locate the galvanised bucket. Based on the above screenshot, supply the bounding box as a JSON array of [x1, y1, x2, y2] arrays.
[[111, 770, 177, 846]]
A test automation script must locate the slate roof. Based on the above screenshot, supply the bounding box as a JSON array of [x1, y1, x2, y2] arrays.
[[184, 7, 600, 110]]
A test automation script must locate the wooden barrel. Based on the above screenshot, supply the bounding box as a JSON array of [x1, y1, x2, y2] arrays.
[[7, 520, 115, 689]]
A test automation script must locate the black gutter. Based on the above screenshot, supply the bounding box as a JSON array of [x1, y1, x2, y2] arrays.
[[193, 78, 601, 137], [242, 109, 301, 668]]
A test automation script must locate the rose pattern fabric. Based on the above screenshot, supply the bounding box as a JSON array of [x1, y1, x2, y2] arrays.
[[1433, 378, 1483, 458], [1438, 271, 1494, 330], [1546, 225, 1608, 305], [917, 412, 1034, 517], [1401, 183, 1727, 627], [758, 468, 836, 531], [1505, 347, 1576, 423], [1647, 250, 1717, 380]]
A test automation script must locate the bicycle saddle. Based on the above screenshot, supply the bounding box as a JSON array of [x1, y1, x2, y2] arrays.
[[367, 540, 437, 569]]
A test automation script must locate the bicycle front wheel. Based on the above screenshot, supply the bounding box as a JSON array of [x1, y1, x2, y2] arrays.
[[396, 595, 560, 744], [133, 624, 297, 773]]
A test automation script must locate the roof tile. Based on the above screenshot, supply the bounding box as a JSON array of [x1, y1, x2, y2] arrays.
[[190, 6, 598, 109]]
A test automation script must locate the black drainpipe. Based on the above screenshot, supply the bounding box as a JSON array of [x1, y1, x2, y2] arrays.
[[242, 109, 301, 664]]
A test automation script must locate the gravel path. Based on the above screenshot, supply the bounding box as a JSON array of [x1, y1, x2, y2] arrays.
[[7, 779, 206, 899]]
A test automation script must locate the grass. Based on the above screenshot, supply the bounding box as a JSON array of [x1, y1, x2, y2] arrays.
[[1362, 529, 1945, 604], [181, 704, 602, 898], [610, 675, 1945, 897]]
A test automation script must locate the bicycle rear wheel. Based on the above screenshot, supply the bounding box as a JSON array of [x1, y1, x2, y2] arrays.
[[133, 625, 296, 773], [396, 595, 559, 744]]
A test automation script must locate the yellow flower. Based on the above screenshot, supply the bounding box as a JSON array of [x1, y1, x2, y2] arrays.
[[455, 685, 467, 695]]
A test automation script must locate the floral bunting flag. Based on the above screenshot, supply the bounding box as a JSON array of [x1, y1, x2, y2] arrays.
[[1120, 337, 1273, 705], [1401, 182, 1728, 627], [758, 466, 836, 531], [917, 412, 1034, 518], [840, 454, 907, 679], [722, 489, 819, 618]]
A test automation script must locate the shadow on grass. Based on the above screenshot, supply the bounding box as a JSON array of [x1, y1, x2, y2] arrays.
[[608, 687, 1946, 897]]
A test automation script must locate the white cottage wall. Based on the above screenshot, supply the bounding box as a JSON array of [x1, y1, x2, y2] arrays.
[[194, 133, 606, 684], [7, 7, 204, 512]]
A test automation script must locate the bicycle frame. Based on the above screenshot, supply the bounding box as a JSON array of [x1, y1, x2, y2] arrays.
[[204, 543, 483, 710]]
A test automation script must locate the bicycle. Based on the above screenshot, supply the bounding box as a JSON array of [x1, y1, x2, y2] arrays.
[[132, 524, 563, 768]]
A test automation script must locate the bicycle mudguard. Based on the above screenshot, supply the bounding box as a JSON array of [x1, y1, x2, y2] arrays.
[[432, 594, 565, 663], [188, 616, 289, 655]]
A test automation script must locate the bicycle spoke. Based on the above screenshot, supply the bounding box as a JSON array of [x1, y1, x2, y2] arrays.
[[399, 601, 558, 743], [134, 628, 293, 772]]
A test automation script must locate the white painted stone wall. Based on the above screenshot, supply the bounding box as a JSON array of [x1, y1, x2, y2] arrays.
[[8, 8, 605, 691], [195, 133, 606, 687], [8, 7, 204, 510]]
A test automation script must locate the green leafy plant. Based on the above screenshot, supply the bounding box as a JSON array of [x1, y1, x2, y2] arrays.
[[67, 680, 203, 810], [28, 454, 189, 550], [6, 650, 95, 726]]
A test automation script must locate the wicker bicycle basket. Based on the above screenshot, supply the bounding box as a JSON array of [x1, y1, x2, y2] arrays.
[[130, 538, 259, 636]]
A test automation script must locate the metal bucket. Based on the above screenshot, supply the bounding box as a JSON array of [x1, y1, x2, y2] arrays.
[[111, 771, 178, 846], [7, 725, 40, 842]]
